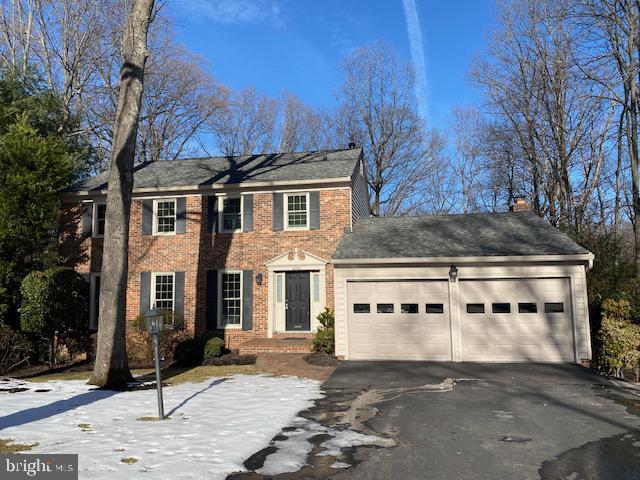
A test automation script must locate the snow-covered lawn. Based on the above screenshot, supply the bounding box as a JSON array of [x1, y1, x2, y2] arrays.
[[0, 374, 322, 479]]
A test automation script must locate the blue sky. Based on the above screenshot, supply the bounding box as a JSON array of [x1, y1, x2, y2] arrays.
[[166, 0, 497, 131]]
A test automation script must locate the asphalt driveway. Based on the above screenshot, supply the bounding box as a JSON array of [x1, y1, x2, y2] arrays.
[[323, 362, 640, 480]]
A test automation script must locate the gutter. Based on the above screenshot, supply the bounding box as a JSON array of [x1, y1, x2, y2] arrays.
[[332, 253, 595, 270]]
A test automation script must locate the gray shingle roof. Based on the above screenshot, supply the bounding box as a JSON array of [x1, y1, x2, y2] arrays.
[[333, 212, 591, 260], [65, 148, 362, 193]]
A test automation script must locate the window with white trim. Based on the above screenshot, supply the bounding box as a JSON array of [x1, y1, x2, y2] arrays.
[[285, 193, 308, 229], [152, 273, 175, 311], [153, 199, 176, 234], [94, 204, 106, 237], [220, 272, 242, 327], [220, 196, 242, 232], [312, 273, 320, 302]]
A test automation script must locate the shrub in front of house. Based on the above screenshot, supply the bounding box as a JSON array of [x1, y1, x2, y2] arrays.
[[173, 337, 207, 366], [19, 267, 89, 365], [595, 299, 640, 380], [203, 337, 226, 359], [312, 308, 335, 355], [0, 322, 34, 374]]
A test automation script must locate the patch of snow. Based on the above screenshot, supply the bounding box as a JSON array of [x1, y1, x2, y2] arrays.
[[330, 461, 351, 469], [0, 374, 321, 479]]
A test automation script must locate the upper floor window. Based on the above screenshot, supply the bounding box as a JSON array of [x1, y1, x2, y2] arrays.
[[220, 196, 242, 232], [152, 272, 175, 311], [153, 199, 176, 235], [94, 203, 106, 237], [285, 193, 309, 229]]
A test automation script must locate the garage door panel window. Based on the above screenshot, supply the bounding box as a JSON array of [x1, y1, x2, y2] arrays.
[[426, 303, 444, 314], [401, 303, 418, 314], [466, 303, 485, 314], [545, 302, 565, 313], [377, 304, 394, 314], [492, 303, 511, 314], [518, 303, 537, 313], [353, 303, 370, 314]]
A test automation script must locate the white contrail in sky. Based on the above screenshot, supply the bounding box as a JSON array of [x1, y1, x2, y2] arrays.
[[402, 0, 430, 125]]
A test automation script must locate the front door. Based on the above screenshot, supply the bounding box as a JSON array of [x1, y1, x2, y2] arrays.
[[286, 271, 310, 331]]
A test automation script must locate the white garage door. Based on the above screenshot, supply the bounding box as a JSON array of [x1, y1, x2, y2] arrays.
[[459, 278, 575, 362], [347, 281, 451, 360]]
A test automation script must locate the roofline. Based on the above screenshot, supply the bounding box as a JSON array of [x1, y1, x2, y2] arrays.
[[332, 253, 595, 269], [60, 176, 353, 199]]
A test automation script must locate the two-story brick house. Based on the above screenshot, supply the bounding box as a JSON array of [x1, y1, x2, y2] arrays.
[[59, 147, 368, 352]]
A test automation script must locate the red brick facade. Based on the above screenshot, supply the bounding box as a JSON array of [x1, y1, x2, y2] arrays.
[[60, 187, 352, 348]]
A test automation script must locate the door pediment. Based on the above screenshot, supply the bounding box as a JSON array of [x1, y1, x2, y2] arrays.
[[265, 249, 328, 271]]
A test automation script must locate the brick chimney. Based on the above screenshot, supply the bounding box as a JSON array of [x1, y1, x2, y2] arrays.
[[510, 196, 530, 212]]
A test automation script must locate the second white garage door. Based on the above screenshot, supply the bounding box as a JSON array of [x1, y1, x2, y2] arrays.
[[347, 280, 451, 360], [459, 278, 576, 362]]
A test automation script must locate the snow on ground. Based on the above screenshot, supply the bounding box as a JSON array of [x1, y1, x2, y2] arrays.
[[0, 375, 322, 479]]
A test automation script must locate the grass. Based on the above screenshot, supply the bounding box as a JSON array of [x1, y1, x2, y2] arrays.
[[0, 439, 39, 453], [22, 365, 256, 385], [121, 456, 138, 464]]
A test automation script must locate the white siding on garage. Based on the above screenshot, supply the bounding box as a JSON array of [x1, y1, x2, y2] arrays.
[[347, 280, 451, 360]]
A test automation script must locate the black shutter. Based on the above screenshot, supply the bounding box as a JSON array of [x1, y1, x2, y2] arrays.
[[242, 270, 253, 331], [140, 271, 151, 314], [206, 270, 218, 330], [243, 194, 253, 232], [82, 202, 93, 237], [174, 272, 185, 320], [176, 198, 186, 234], [309, 191, 320, 230], [142, 200, 153, 235], [207, 196, 217, 233], [272, 193, 283, 231]]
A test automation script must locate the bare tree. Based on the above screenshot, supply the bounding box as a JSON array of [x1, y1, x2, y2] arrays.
[[333, 42, 443, 216], [89, 0, 155, 388]]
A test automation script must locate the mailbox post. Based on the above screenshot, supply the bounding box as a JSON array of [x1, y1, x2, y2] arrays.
[[145, 309, 165, 420]]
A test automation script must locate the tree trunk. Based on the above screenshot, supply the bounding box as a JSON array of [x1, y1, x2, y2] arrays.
[[89, 0, 155, 387]]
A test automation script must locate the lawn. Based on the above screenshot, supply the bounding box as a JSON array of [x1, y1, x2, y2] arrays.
[[0, 372, 322, 479]]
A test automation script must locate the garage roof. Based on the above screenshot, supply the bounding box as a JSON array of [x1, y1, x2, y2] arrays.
[[64, 148, 362, 194], [333, 212, 592, 261]]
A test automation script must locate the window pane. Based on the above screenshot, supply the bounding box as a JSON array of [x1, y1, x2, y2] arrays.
[[518, 303, 537, 313], [377, 304, 394, 314], [156, 200, 176, 233], [154, 274, 174, 311], [426, 303, 444, 314], [492, 303, 511, 314], [276, 274, 283, 303], [545, 302, 564, 313], [222, 273, 242, 325], [222, 198, 242, 231], [467, 303, 484, 314], [96, 204, 106, 236], [401, 303, 418, 314], [313, 273, 320, 302], [354, 303, 370, 313], [286, 194, 307, 227]]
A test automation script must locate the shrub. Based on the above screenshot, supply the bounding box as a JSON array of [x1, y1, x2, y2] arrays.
[[132, 310, 185, 333], [203, 337, 226, 359], [595, 299, 640, 379], [173, 338, 207, 366], [0, 322, 33, 374], [312, 308, 335, 354], [19, 267, 89, 365], [126, 329, 191, 367]]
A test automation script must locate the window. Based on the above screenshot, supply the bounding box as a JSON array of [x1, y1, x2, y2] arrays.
[[377, 303, 394, 314], [220, 197, 242, 232], [152, 273, 175, 312], [492, 303, 511, 314], [545, 302, 564, 313], [276, 273, 283, 303], [312, 273, 320, 302], [220, 272, 242, 327], [153, 199, 176, 234], [426, 304, 444, 314], [354, 304, 370, 313], [467, 303, 485, 314], [94, 204, 106, 237], [518, 303, 537, 313], [89, 274, 101, 329], [401, 303, 419, 314], [285, 193, 308, 229]]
